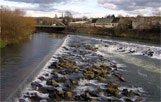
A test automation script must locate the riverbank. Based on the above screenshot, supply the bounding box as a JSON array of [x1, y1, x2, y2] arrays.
[[18, 35, 146, 102], [66, 26, 160, 43]]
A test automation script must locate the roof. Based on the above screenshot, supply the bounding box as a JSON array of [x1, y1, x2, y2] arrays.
[[96, 18, 114, 24], [92, 19, 98, 23]]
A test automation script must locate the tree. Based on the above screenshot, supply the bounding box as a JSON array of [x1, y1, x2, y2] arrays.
[[0, 7, 36, 44], [64, 11, 72, 18], [82, 16, 88, 20], [63, 11, 73, 25]]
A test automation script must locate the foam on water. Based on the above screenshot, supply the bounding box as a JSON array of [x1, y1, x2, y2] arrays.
[[95, 44, 161, 74]]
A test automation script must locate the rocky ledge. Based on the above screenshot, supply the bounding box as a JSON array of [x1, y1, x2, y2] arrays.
[[19, 35, 145, 102]]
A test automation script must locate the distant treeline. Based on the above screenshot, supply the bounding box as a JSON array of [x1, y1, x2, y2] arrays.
[[0, 7, 36, 47], [66, 26, 160, 42]]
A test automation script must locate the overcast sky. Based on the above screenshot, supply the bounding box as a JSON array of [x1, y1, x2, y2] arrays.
[[1, 0, 161, 17]]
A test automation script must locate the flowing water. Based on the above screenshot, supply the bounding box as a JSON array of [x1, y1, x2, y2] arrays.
[[1, 33, 160, 102]]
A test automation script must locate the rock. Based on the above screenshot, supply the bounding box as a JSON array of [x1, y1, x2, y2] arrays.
[[85, 44, 95, 51], [65, 91, 73, 101], [64, 79, 72, 88], [98, 76, 103, 81], [86, 71, 95, 79], [40, 99, 48, 102], [70, 45, 79, 48], [120, 76, 126, 82], [45, 86, 57, 93], [135, 97, 143, 102], [128, 90, 134, 97], [100, 64, 108, 68], [134, 92, 142, 97], [57, 91, 65, 99], [107, 83, 119, 97], [45, 73, 49, 77], [74, 95, 82, 101], [75, 69, 79, 73], [124, 98, 133, 102], [122, 89, 134, 97], [31, 81, 42, 90], [93, 64, 99, 69], [29, 92, 42, 101], [72, 80, 78, 85], [114, 73, 126, 82], [60, 62, 79, 69], [49, 62, 57, 69], [63, 46, 69, 50], [38, 87, 48, 93], [52, 80, 59, 87], [85, 92, 91, 99], [38, 76, 45, 81], [19, 98, 26, 102], [61, 77, 67, 82], [46, 80, 52, 85], [49, 91, 58, 99], [91, 99, 99, 102], [102, 70, 109, 77]]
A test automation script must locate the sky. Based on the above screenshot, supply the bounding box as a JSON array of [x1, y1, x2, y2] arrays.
[[1, 0, 161, 18]]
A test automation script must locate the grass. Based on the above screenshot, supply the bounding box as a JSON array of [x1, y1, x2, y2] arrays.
[[0, 40, 7, 48]]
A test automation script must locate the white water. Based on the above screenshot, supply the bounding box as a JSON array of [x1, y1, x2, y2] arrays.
[[95, 43, 161, 74]]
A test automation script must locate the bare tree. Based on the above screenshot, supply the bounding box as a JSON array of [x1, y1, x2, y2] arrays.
[[64, 11, 72, 18]]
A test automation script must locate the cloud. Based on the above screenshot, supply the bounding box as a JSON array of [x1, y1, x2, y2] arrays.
[[5, 0, 67, 4], [4, 0, 87, 14], [98, 0, 161, 14]]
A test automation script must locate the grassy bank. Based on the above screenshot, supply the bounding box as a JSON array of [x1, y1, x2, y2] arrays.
[[66, 26, 160, 42], [0, 40, 7, 48]]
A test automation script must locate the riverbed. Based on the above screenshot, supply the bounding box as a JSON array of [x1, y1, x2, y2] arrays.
[[1, 33, 161, 102]]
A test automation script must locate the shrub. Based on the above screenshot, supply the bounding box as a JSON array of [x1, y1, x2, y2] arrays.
[[0, 7, 36, 44]]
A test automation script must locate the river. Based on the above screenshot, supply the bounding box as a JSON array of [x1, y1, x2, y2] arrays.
[[0, 33, 66, 101], [1, 32, 161, 102]]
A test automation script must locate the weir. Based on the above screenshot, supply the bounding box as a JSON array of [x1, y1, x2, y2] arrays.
[[5, 36, 67, 102]]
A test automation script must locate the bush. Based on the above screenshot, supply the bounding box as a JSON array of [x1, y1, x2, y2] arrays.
[[0, 7, 36, 44]]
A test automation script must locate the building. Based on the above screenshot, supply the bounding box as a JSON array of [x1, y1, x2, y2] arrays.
[[94, 18, 120, 28], [68, 21, 87, 26]]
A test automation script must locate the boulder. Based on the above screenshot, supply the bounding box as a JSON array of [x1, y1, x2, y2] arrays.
[[107, 83, 119, 97], [52, 80, 59, 87], [65, 91, 73, 101], [86, 71, 95, 79], [31, 81, 42, 90]]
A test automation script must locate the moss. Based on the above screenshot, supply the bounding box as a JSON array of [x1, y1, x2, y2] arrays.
[[52, 80, 59, 87], [98, 76, 103, 81], [100, 64, 108, 68], [107, 83, 119, 97], [86, 71, 95, 79], [60, 62, 79, 69], [93, 64, 99, 69]]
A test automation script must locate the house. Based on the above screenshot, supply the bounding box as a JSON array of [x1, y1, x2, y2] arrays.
[[68, 21, 87, 26], [95, 18, 120, 28]]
